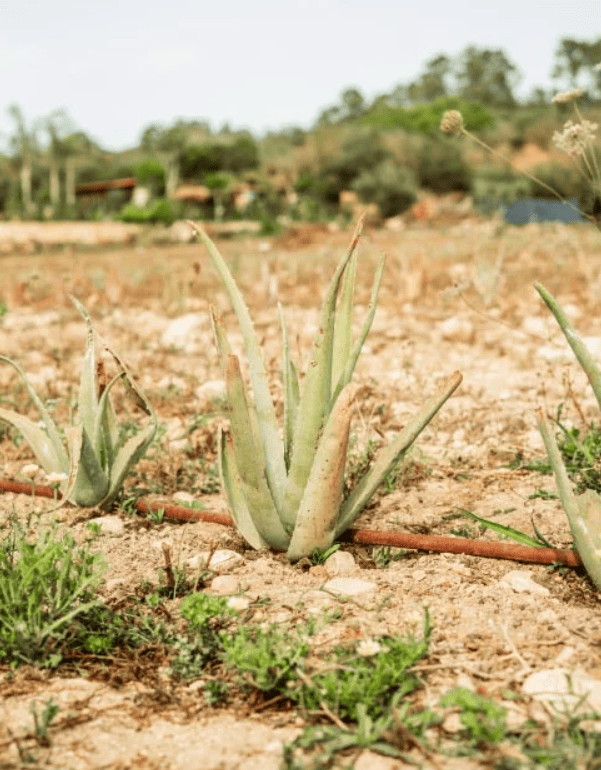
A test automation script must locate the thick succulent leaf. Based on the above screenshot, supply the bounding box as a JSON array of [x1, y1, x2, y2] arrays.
[[69, 426, 109, 507], [0, 407, 66, 474], [535, 282, 601, 412], [225, 354, 289, 549], [70, 296, 99, 443], [279, 303, 300, 471], [0, 356, 69, 470], [218, 428, 270, 550], [100, 421, 157, 508], [286, 384, 355, 562], [93, 372, 125, 470], [332, 255, 385, 403], [336, 371, 463, 536], [331, 250, 357, 396], [538, 409, 601, 590], [210, 306, 234, 371], [283, 221, 363, 524], [192, 223, 287, 514]]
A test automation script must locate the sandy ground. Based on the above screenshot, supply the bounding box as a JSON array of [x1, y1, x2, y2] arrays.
[[1, 219, 601, 769]]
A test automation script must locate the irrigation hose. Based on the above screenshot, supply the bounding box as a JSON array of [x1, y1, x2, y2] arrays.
[[0, 478, 583, 568]]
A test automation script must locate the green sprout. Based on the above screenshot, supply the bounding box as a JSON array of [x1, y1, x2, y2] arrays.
[[0, 297, 157, 509], [190, 221, 461, 561]]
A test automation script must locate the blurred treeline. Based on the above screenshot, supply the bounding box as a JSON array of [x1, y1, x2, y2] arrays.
[[1, 39, 600, 225]]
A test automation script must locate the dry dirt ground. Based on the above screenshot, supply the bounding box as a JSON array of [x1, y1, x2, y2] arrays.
[[1, 219, 601, 768]]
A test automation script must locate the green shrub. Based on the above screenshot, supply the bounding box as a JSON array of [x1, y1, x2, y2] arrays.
[[134, 158, 166, 194], [352, 160, 417, 217], [416, 138, 472, 193], [362, 96, 494, 134], [119, 198, 178, 224]]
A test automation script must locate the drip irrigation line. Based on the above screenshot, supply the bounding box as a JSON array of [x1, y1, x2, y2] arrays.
[[0, 478, 583, 567]]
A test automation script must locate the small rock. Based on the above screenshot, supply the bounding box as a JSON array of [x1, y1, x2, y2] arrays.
[[161, 313, 206, 349], [173, 491, 196, 504], [354, 750, 403, 770], [210, 575, 240, 595], [195, 379, 226, 405], [94, 515, 125, 537], [500, 570, 550, 596], [187, 549, 244, 573], [438, 317, 475, 343], [442, 712, 463, 733], [323, 577, 377, 596], [227, 596, 250, 611], [324, 550, 356, 577], [523, 668, 601, 716]]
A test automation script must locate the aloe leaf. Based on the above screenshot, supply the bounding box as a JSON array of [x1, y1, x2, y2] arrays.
[[192, 224, 287, 514], [286, 385, 355, 562], [0, 407, 66, 474], [210, 306, 234, 370], [218, 428, 270, 550], [101, 421, 157, 508], [283, 221, 362, 524], [70, 296, 98, 443], [331, 249, 357, 396], [535, 282, 601, 412], [279, 303, 300, 471], [93, 372, 125, 470], [332, 256, 385, 403], [225, 354, 289, 549], [0, 356, 69, 470], [69, 426, 109, 507], [538, 409, 601, 589], [458, 509, 545, 548], [336, 371, 463, 536]]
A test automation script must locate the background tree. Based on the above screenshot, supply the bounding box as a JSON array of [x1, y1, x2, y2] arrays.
[[455, 46, 521, 108], [7, 104, 39, 216], [552, 38, 601, 99], [43, 108, 76, 214], [407, 54, 452, 103]]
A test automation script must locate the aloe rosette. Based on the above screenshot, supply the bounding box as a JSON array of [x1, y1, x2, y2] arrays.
[[191, 221, 462, 561], [535, 282, 601, 589], [0, 297, 157, 508]]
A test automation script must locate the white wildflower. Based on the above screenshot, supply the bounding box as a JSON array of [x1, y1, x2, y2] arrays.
[[356, 638, 383, 657], [552, 87, 586, 104], [595, 62, 601, 71], [553, 119, 599, 158], [21, 463, 40, 478], [45, 471, 68, 485]]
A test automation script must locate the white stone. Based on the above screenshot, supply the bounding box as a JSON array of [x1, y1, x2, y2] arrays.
[[324, 550, 357, 576], [94, 515, 125, 537], [438, 317, 475, 343], [500, 570, 550, 596], [210, 575, 240, 595], [161, 313, 206, 349], [523, 668, 601, 715], [187, 549, 244, 573], [323, 577, 377, 596], [195, 379, 227, 404]]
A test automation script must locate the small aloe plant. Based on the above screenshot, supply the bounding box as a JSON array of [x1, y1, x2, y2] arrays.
[[0, 297, 157, 509], [190, 220, 462, 561], [535, 282, 601, 590]]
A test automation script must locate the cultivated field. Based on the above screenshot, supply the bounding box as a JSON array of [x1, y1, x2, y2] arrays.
[[1, 219, 601, 769]]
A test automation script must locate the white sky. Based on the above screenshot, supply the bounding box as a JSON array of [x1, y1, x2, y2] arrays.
[[0, 0, 599, 151]]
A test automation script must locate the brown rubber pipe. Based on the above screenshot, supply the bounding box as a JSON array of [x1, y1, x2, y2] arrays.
[[0, 479, 583, 567]]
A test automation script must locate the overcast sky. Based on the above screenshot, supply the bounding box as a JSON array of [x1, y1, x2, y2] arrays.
[[0, 0, 599, 152]]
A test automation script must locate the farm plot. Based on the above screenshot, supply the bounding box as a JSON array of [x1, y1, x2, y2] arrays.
[[1, 221, 601, 769]]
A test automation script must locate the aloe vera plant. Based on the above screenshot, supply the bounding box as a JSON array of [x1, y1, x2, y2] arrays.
[[190, 221, 462, 561], [535, 282, 601, 589], [0, 297, 157, 508]]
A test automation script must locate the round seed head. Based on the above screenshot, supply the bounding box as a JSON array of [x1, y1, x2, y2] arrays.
[[439, 110, 465, 135]]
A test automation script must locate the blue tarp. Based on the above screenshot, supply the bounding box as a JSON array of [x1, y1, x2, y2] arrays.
[[501, 198, 585, 225]]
